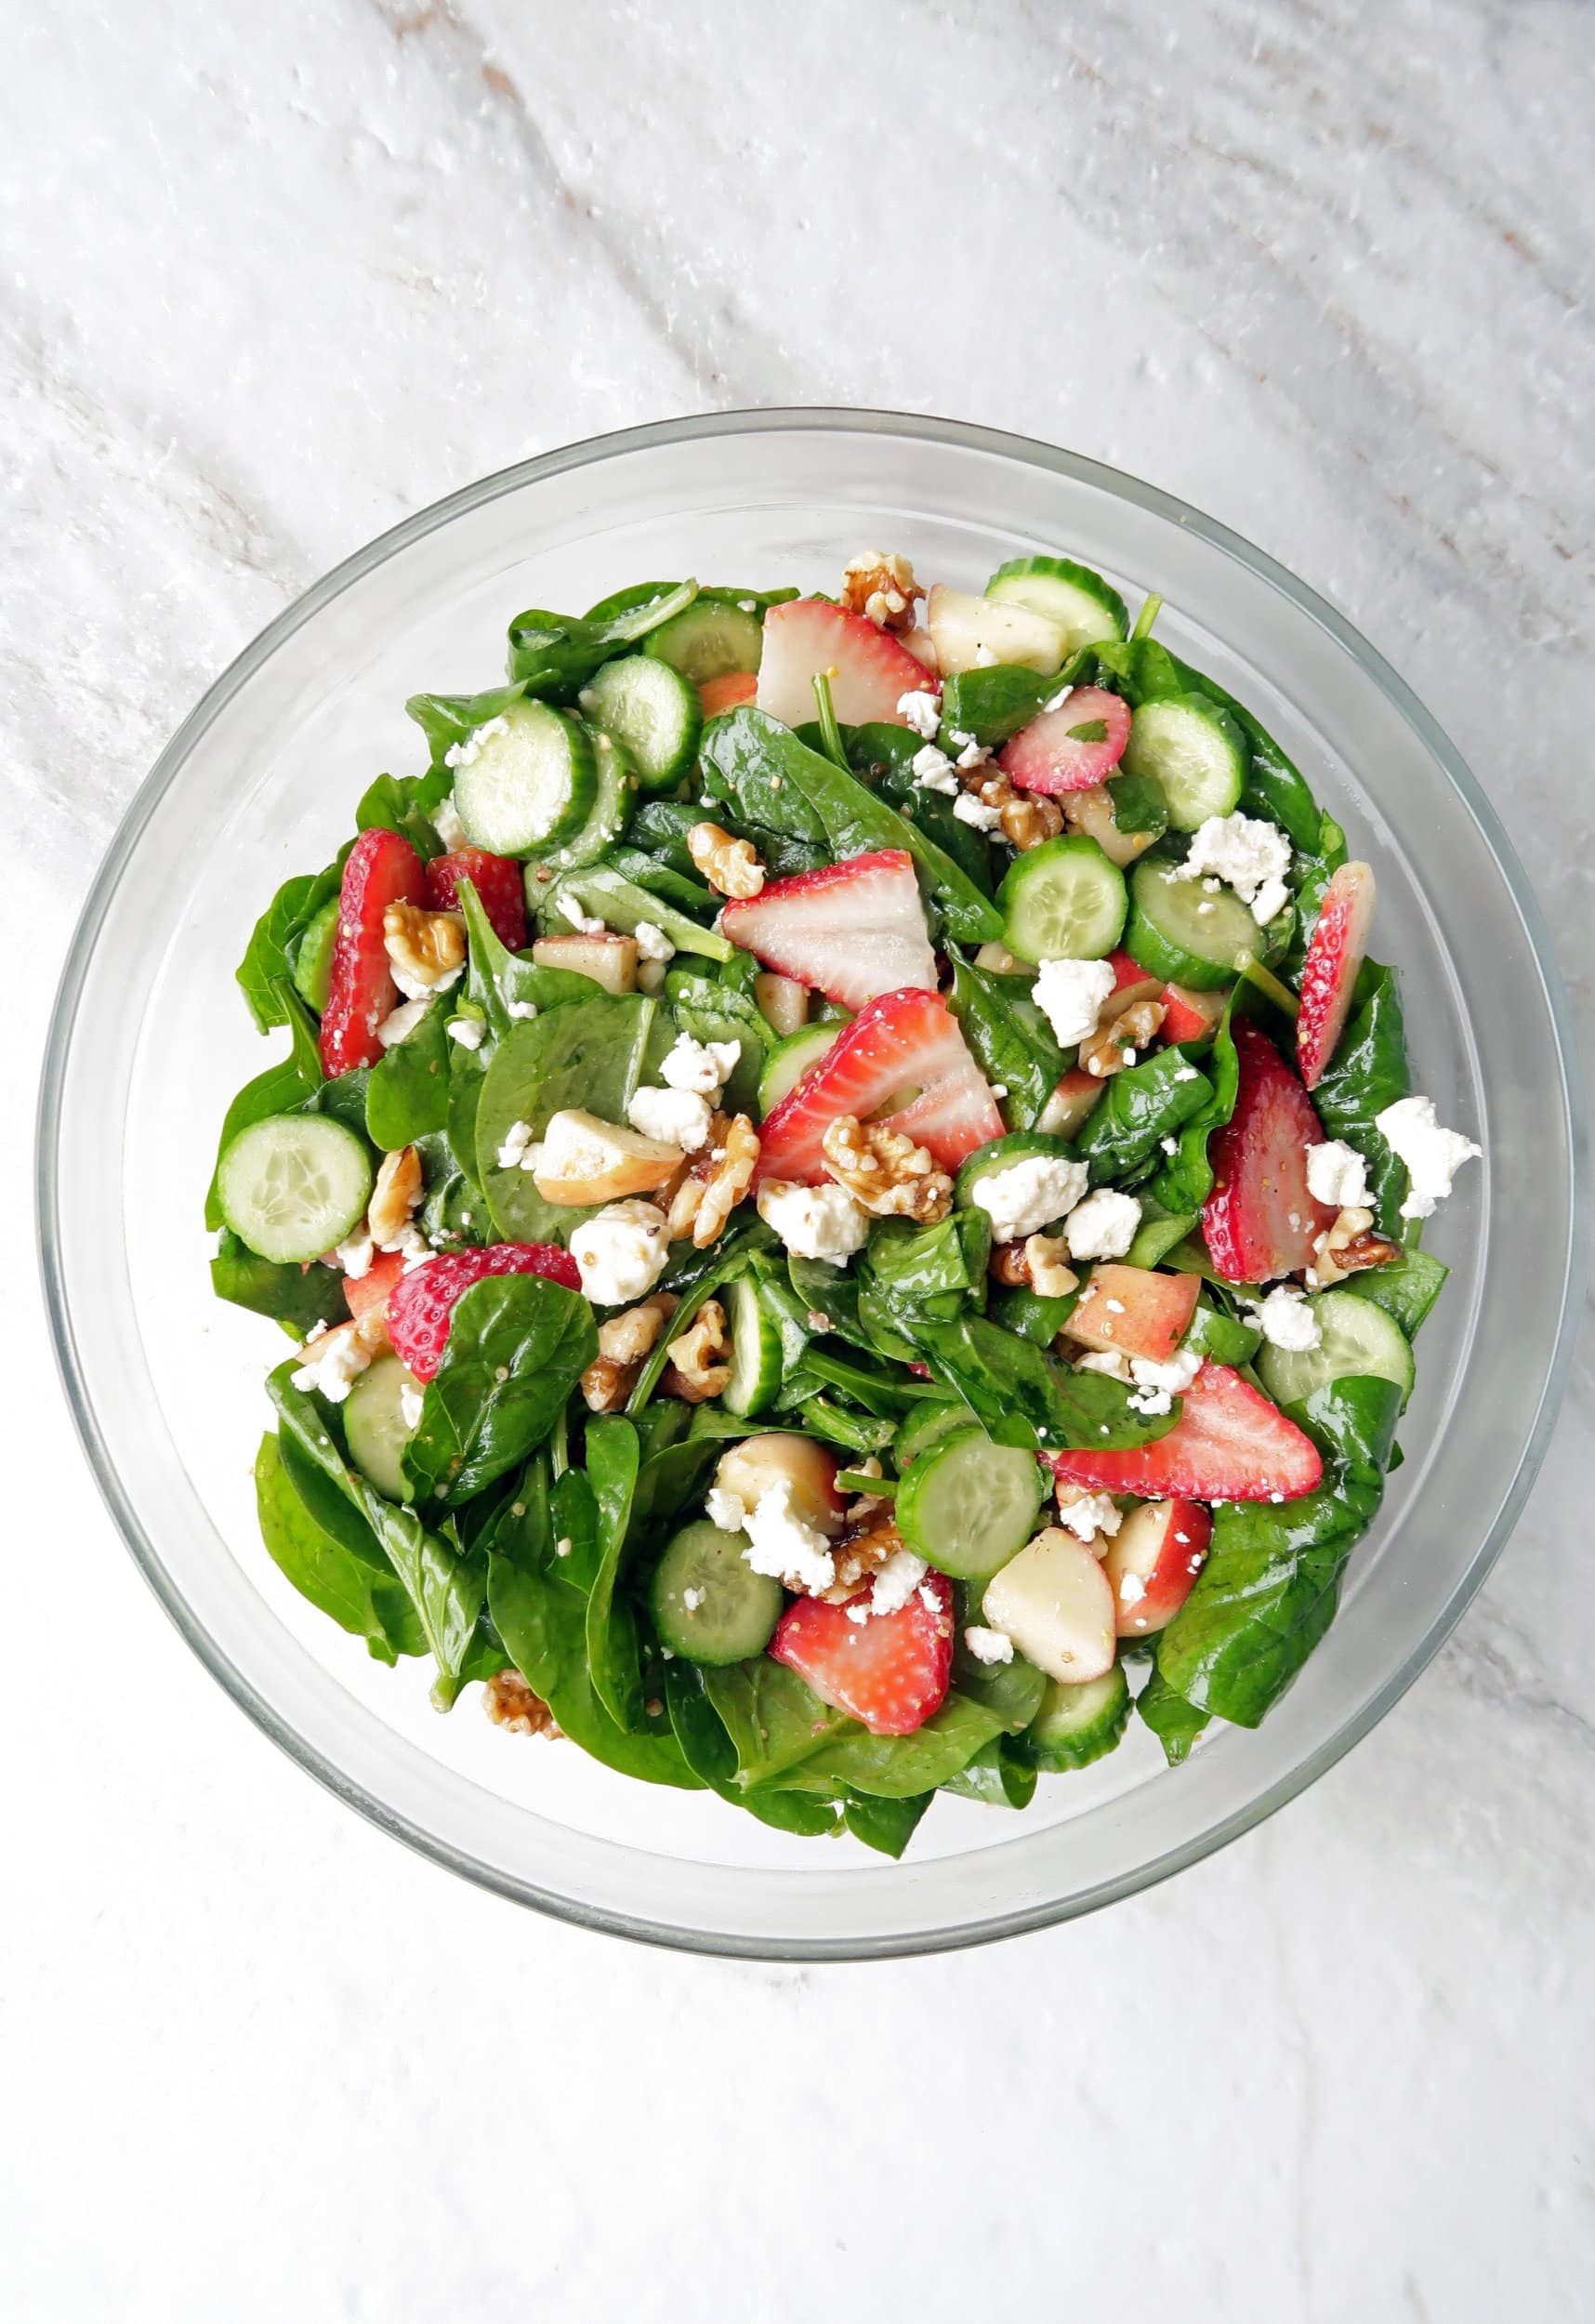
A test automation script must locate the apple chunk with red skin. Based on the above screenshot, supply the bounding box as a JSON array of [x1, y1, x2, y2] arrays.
[[1102, 1499, 1212, 1637], [981, 1527, 1116, 1684], [1065, 1264, 1200, 1363]]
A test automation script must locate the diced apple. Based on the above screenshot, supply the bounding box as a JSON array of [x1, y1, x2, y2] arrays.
[[973, 939, 1035, 976], [531, 1107, 682, 1205], [715, 1434, 846, 1538], [1036, 1067, 1105, 1139], [1102, 1499, 1212, 1637], [1103, 948, 1165, 1017], [1161, 982, 1228, 1044], [1064, 1264, 1200, 1361], [981, 1526, 1116, 1684], [898, 627, 940, 674], [532, 931, 639, 995], [1062, 783, 1159, 869], [755, 971, 811, 1038], [927, 584, 1066, 678]]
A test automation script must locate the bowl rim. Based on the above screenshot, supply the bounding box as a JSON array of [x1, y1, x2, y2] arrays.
[[37, 405, 1589, 1959]]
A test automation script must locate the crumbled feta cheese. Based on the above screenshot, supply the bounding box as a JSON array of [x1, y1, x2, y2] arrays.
[[390, 957, 463, 1003], [626, 1084, 712, 1151], [1129, 1348, 1202, 1396], [1117, 1572, 1146, 1606], [1159, 1134, 1179, 1155], [740, 1478, 837, 1596], [660, 1030, 741, 1099], [399, 1380, 426, 1430], [569, 1198, 670, 1306], [1306, 1137, 1369, 1210], [911, 744, 959, 795], [964, 1625, 1015, 1665], [1057, 1490, 1122, 1542], [1252, 1285, 1323, 1352], [705, 1484, 749, 1534], [1374, 1095, 1482, 1220], [375, 998, 431, 1049], [291, 1325, 373, 1404], [1175, 812, 1292, 927], [680, 1587, 705, 1613], [383, 1222, 432, 1271], [1075, 1350, 1132, 1381], [899, 690, 942, 740], [445, 1015, 485, 1050], [1041, 684, 1074, 714], [506, 999, 539, 1021], [953, 790, 1004, 831], [633, 920, 676, 963], [1064, 1187, 1142, 1261], [869, 1547, 929, 1617], [950, 733, 990, 771], [431, 792, 468, 850], [496, 1118, 534, 1170], [334, 1228, 375, 1279], [1033, 955, 1117, 1047], [443, 714, 509, 771], [557, 898, 606, 935], [1173, 1065, 1200, 1082], [971, 1154, 1089, 1243], [757, 1180, 871, 1261]]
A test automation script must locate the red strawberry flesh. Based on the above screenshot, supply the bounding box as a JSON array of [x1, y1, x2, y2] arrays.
[[387, 1243, 582, 1380], [319, 827, 428, 1076], [771, 1570, 954, 1736], [1050, 1361, 1323, 1501], [1202, 1020, 1337, 1282], [756, 598, 937, 729], [426, 849, 528, 952], [998, 685, 1132, 796], [721, 849, 936, 1010], [1296, 861, 1375, 1090], [754, 986, 1003, 1184]]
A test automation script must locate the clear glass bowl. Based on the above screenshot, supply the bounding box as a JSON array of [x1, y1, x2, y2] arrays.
[[39, 410, 1586, 1958]]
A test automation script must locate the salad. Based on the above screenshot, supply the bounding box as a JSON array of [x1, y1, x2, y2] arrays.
[[212, 549, 1481, 1856]]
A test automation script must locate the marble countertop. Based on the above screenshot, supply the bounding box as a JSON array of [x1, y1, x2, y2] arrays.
[[8, 2, 1593, 2316]]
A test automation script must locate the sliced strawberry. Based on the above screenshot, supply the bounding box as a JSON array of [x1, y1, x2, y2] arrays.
[[1296, 861, 1375, 1090], [1050, 1362, 1323, 1502], [344, 1251, 404, 1326], [1064, 1264, 1200, 1362], [755, 987, 1003, 1184], [319, 827, 428, 1075], [387, 1243, 582, 1381], [756, 598, 937, 730], [771, 1570, 954, 1736], [997, 685, 1132, 795], [1202, 1020, 1336, 1282], [721, 849, 936, 1010], [426, 847, 527, 952], [699, 670, 758, 718], [1161, 983, 1227, 1044]]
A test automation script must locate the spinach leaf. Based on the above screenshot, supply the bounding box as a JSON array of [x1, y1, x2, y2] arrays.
[[549, 1464, 601, 1592], [405, 681, 527, 767], [841, 722, 995, 896], [950, 1639, 1048, 1731], [1124, 1207, 1201, 1270], [797, 1691, 1012, 1798], [936, 665, 1051, 746], [702, 1657, 854, 1784], [911, 1314, 1181, 1453], [268, 1363, 485, 1701], [786, 1256, 869, 1352], [1164, 651, 1324, 854], [841, 1791, 936, 1854], [1343, 1245, 1448, 1339], [862, 1210, 990, 1308], [476, 995, 667, 1243], [582, 1418, 645, 1730], [1074, 1049, 1216, 1183], [780, 1346, 930, 1417], [663, 1660, 840, 1837], [699, 706, 1002, 944], [627, 799, 718, 878], [257, 1433, 425, 1662], [662, 970, 771, 1116], [627, 1225, 771, 1412], [235, 860, 343, 1033], [603, 847, 718, 919], [364, 998, 451, 1150], [355, 766, 452, 861], [212, 1231, 349, 1336], [1312, 963, 1412, 1236], [544, 865, 732, 960], [1183, 1295, 1261, 1368], [988, 1281, 1078, 1345], [1136, 1668, 1210, 1764], [1144, 1005, 1241, 1214], [947, 952, 1066, 1131], [302, 1065, 371, 1138], [1105, 767, 1168, 838], [457, 877, 594, 1044], [1092, 637, 1187, 707], [402, 1274, 596, 1506], [506, 589, 696, 697], [782, 1397, 899, 1456], [942, 1738, 1038, 1810]]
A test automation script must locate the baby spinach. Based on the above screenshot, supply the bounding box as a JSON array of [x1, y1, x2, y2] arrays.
[[1105, 767, 1168, 837], [937, 664, 1051, 746], [364, 998, 451, 1150], [602, 847, 718, 919], [256, 1433, 425, 1662], [402, 1274, 596, 1507], [1144, 1004, 1241, 1214], [784, 1398, 898, 1457], [840, 1791, 936, 1854], [796, 1691, 1014, 1799], [699, 706, 1002, 945], [236, 860, 343, 1033], [456, 878, 593, 1043], [626, 1225, 771, 1413], [947, 952, 1066, 1131], [581, 1418, 647, 1730], [405, 680, 527, 767], [356, 765, 452, 861], [663, 970, 771, 1116], [663, 1660, 840, 1838], [1344, 1245, 1448, 1339], [988, 1281, 1078, 1345], [1182, 1296, 1261, 1368], [477, 993, 666, 1244], [1125, 1207, 1201, 1271], [908, 1314, 1180, 1453], [624, 800, 711, 878], [863, 1210, 990, 1308], [1312, 963, 1412, 1236], [508, 585, 698, 697], [212, 1231, 349, 1336], [841, 722, 995, 896], [1075, 1048, 1217, 1183], [942, 1739, 1038, 1810], [544, 865, 732, 960], [1136, 1668, 1210, 1763]]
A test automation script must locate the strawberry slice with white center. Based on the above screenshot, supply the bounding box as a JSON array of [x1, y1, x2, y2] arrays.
[[756, 598, 938, 729], [720, 849, 936, 1010], [1296, 861, 1375, 1090], [771, 1570, 954, 1736], [997, 685, 1132, 795], [1050, 1362, 1324, 1502], [320, 827, 428, 1076], [1202, 1019, 1337, 1281], [754, 986, 1004, 1184]]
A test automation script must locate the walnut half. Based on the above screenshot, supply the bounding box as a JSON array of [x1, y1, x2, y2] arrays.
[[1307, 1206, 1404, 1288], [839, 549, 922, 631], [482, 1670, 560, 1737], [687, 822, 765, 900], [580, 1293, 679, 1412], [383, 901, 466, 994], [821, 1115, 952, 1222], [662, 1298, 732, 1403]]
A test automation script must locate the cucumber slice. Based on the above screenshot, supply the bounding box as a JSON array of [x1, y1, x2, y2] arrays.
[[758, 1022, 839, 1116], [645, 599, 764, 683], [526, 728, 637, 875], [454, 699, 597, 854], [722, 1277, 784, 1418], [217, 1115, 373, 1265], [1014, 1665, 1130, 1771], [895, 1426, 1046, 1582], [1256, 1288, 1415, 1409], [998, 835, 1127, 963], [290, 896, 339, 1014], [582, 654, 703, 791], [1120, 693, 1247, 832], [343, 1353, 422, 1502], [1126, 859, 1260, 988], [954, 1129, 1079, 1211], [649, 1521, 784, 1664], [893, 1401, 970, 1467], [985, 556, 1128, 652]]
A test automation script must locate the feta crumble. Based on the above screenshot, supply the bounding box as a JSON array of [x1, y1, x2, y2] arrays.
[[1252, 1285, 1323, 1352], [443, 714, 509, 771], [375, 997, 430, 1049], [1064, 1187, 1142, 1261], [1055, 1490, 1122, 1543], [445, 1015, 485, 1050], [1033, 955, 1116, 1047], [911, 744, 959, 795], [1176, 812, 1292, 928], [681, 1587, 705, 1613], [1374, 1095, 1481, 1220], [952, 734, 990, 771], [334, 1228, 375, 1279], [569, 1198, 670, 1306], [291, 1326, 373, 1404], [634, 920, 676, 964], [705, 1484, 749, 1534], [964, 1625, 1015, 1665], [431, 791, 468, 850], [898, 690, 942, 741], [399, 1379, 426, 1430], [1126, 1345, 1202, 1415], [496, 1118, 534, 1170], [1306, 1137, 1369, 1210], [506, 999, 539, 1021], [869, 1547, 929, 1617], [740, 1478, 837, 1597], [953, 791, 1004, 832], [970, 1153, 1089, 1243], [626, 1084, 712, 1152], [660, 1030, 741, 1100], [756, 1180, 871, 1262], [558, 899, 606, 935]]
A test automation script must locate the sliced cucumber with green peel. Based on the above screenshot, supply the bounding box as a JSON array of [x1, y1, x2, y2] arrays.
[[721, 1277, 784, 1418], [645, 598, 764, 683], [1126, 858, 1260, 988], [985, 555, 1128, 651], [998, 835, 1127, 962], [896, 1427, 1046, 1582], [344, 1353, 422, 1501], [955, 1129, 1079, 1212], [893, 1401, 970, 1467], [649, 1522, 784, 1664], [758, 1021, 839, 1116], [218, 1115, 373, 1264], [1120, 693, 1247, 831], [582, 654, 703, 791], [454, 698, 597, 854], [290, 896, 339, 1014], [1256, 1288, 1415, 1409], [527, 727, 637, 875], [1014, 1665, 1130, 1771]]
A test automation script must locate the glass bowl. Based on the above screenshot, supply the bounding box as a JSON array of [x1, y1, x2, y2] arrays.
[[39, 410, 1586, 1958]]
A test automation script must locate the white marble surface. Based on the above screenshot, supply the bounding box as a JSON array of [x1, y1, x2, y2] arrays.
[[7, 2, 1594, 2316]]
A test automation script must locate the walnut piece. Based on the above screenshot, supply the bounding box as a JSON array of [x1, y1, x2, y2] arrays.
[[821, 1511, 907, 1602], [1079, 997, 1167, 1079], [662, 1298, 732, 1402], [482, 1670, 560, 1737], [581, 1292, 679, 1410], [989, 1232, 1078, 1297], [368, 1144, 423, 1249], [990, 1240, 1032, 1288], [1307, 1206, 1403, 1288], [996, 789, 1065, 851], [839, 548, 923, 631], [821, 1114, 952, 1222], [691, 1113, 760, 1247], [687, 821, 765, 900], [383, 900, 466, 992]]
